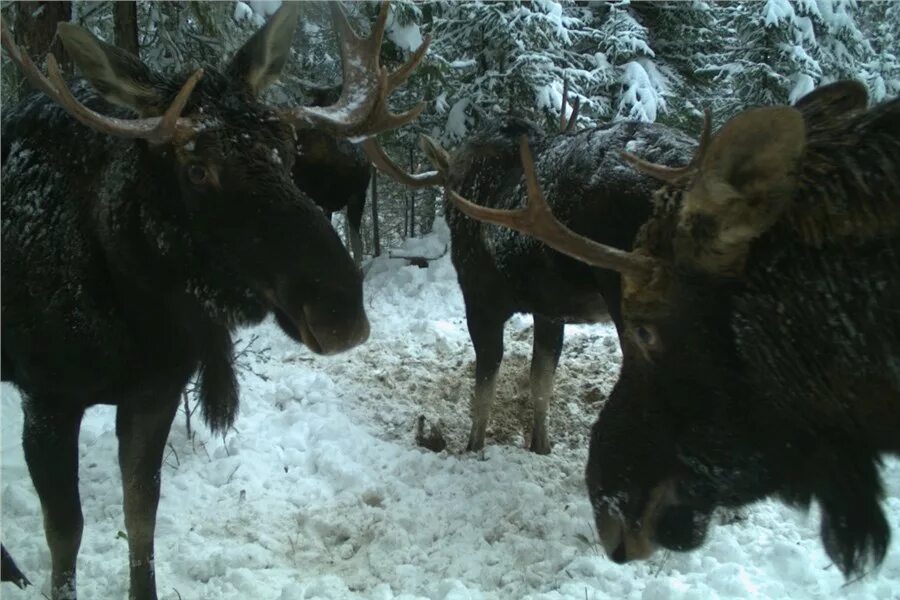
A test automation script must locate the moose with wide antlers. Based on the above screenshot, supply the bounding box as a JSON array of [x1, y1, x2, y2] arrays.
[[0, 2, 427, 599], [364, 91, 697, 454], [449, 82, 899, 578]]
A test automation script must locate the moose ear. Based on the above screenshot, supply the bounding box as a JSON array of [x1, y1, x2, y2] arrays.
[[56, 22, 163, 115], [227, 2, 301, 97], [676, 107, 806, 274], [794, 80, 868, 125]]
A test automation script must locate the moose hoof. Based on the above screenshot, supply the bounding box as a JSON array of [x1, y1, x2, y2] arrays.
[[466, 434, 486, 453], [529, 433, 552, 455]]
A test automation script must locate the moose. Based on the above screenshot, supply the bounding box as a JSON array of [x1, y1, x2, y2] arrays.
[[294, 85, 370, 264], [366, 90, 697, 453], [446, 80, 899, 577], [0, 3, 427, 599]]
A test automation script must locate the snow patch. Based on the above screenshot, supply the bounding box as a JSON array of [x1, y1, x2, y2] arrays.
[[233, 1, 253, 23], [2, 222, 899, 599], [446, 98, 470, 141], [387, 12, 424, 53]]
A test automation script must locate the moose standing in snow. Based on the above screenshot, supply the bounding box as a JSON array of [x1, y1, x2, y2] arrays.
[[0, 2, 427, 598], [364, 85, 697, 454], [448, 81, 899, 578], [293, 85, 370, 265]]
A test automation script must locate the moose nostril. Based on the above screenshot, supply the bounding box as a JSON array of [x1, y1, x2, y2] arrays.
[[611, 541, 628, 564]]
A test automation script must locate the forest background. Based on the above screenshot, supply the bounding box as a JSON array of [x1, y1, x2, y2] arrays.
[[3, 0, 897, 255]]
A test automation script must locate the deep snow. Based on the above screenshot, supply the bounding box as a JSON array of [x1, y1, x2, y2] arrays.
[[2, 220, 898, 599]]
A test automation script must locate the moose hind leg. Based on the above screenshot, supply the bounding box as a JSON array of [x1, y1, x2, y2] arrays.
[[465, 304, 506, 452], [116, 395, 180, 600], [22, 401, 85, 600], [529, 316, 564, 454]]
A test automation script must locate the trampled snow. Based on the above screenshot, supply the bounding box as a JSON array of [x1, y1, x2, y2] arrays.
[[2, 221, 898, 599]]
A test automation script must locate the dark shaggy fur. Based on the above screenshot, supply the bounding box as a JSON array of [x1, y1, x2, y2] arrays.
[[443, 117, 696, 452], [292, 128, 369, 261], [291, 85, 370, 263], [1, 13, 369, 598], [587, 90, 899, 577]]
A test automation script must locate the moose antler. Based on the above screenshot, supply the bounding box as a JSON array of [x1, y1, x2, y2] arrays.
[[362, 136, 443, 188], [0, 21, 202, 144], [448, 136, 657, 277], [560, 79, 580, 133], [621, 109, 712, 184], [282, 1, 430, 139]]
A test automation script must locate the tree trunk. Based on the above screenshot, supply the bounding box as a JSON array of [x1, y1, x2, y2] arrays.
[[408, 146, 416, 238], [404, 198, 410, 239], [13, 1, 72, 77], [420, 192, 436, 235], [370, 166, 381, 257], [113, 0, 140, 57]]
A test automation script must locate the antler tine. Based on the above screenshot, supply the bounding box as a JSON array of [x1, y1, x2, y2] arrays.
[[387, 35, 431, 91], [329, 0, 364, 45], [449, 137, 657, 277], [282, 1, 431, 139], [566, 96, 580, 132], [621, 107, 713, 184], [46, 54, 202, 143], [619, 151, 691, 184], [362, 137, 443, 188], [560, 78, 569, 132], [154, 69, 204, 142], [1, 21, 58, 100], [2, 19, 201, 143], [369, 0, 390, 51]]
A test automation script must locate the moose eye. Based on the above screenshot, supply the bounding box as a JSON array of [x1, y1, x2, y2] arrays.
[[635, 324, 659, 349], [187, 164, 208, 185]]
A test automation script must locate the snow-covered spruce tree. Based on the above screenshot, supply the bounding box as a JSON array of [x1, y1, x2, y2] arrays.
[[714, 0, 880, 112], [858, 0, 900, 102], [713, 1, 804, 109], [588, 1, 664, 123], [428, 0, 615, 141], [625, 1, 727, 131], [69, 1, 254, 75]]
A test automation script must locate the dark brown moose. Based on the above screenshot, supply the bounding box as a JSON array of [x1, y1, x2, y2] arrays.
[[366, 88, 696, 453], [293, 86, 370, 264], [448, 81, 899, 578], [0, 3, 427, 599], [293, 127, 369, 263]]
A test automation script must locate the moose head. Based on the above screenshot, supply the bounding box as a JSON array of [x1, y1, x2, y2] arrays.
[[2, 2, 429, 357]]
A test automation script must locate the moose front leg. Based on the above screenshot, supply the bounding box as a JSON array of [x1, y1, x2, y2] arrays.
[[529, 316, 564, 454], [115, 395, 179, 600], [464, 303, 506, 452], [22, 400, 85, 600], [346, 193, 365, 266]]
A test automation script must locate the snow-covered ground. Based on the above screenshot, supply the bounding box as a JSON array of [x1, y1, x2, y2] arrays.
[[2, 220, 898, 599]]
